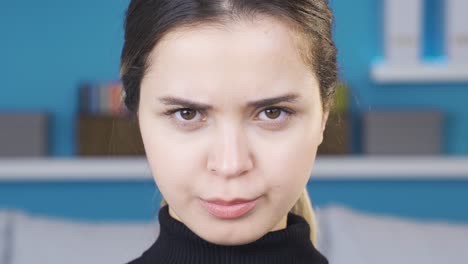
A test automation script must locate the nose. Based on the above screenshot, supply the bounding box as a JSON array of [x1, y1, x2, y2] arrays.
[[207, 124, 254, 179]]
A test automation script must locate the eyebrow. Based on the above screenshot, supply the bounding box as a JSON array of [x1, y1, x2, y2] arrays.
[[158, 93, 301, 111]]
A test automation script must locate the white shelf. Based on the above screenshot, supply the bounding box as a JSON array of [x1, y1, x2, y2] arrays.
[[0, 157, 152, 181], [371, 61, 468, 83], [1, 156, 468, 181]]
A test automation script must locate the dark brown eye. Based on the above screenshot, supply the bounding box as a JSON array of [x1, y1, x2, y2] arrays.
[[264, 108, 281, 119], [180, 109, 197, 120]]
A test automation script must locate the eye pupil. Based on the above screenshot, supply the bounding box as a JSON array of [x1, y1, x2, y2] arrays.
[[180, 109, 196, 120], [265, 108, 281, 119]]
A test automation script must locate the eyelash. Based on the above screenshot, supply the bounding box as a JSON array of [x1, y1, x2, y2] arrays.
[[163, 106, 295, 128]]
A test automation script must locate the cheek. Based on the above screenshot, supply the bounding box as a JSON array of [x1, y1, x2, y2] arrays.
[[138, 117, 201, 198], [260, 120, 322, 191]]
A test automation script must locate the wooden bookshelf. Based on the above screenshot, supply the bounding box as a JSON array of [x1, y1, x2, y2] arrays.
[[317, 112, 350, 155], [77, 114, 145, 156]]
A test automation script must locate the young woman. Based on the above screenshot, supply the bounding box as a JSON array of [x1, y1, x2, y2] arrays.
[[121, 0, 337, 263]]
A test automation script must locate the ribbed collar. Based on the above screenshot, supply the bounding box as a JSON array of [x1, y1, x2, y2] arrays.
[[137, 205, 328, 264]]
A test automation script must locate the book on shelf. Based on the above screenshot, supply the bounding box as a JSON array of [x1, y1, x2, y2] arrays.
[[446, 0, 468, 64], [77, 80, 140, 156], [384, 0, 423, 64], [78, 80, 128, 116]]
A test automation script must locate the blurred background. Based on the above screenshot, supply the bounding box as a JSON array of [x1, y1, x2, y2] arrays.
[[0, 0, 468, 263]]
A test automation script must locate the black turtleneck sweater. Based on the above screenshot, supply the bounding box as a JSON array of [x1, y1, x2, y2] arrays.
[[127, 205, 328, 264]]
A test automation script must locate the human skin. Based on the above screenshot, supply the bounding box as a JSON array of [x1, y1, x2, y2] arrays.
[[137, 15, 329, 246]]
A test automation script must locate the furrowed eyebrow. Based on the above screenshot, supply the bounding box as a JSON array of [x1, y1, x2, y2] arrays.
[[158, 93, 301, 110], [247, 93, 301, 108], [158, 96, 214, 111]]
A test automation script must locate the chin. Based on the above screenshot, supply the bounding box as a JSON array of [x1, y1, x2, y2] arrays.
[[193, 215, 270, 246], [200, 229, 264, 246]]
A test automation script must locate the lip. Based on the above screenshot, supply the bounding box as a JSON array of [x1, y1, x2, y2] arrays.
[[200, 197, 258, 219]]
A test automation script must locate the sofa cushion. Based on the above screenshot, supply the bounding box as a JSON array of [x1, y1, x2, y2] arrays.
[[9, 210, 158, 264], [315, 205, 468, 264], [0, 210, 11, 264]]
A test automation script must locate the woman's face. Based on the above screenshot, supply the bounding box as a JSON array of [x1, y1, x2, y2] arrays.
[[138, 16, 328, 246]]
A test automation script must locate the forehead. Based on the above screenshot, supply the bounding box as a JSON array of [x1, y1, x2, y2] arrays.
[[143, 16, 318, 103]]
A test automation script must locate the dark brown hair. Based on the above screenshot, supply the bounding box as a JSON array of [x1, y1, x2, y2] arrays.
[[120, 0, 337, 115]]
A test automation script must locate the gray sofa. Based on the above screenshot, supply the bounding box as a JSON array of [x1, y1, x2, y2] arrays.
[[1, 205, 467, 264]]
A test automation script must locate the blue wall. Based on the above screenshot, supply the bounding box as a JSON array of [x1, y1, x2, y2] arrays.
[[1, 179, 468, 223], [1, 0, 467, 156], [332, 0, 468, 154], [0, 0, 128, 156], [1, 0, 468, 222]]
